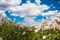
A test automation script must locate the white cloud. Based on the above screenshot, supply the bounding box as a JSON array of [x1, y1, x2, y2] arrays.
[[8, 1, 49, 18], [0, 10, 6, 17], [41, 10, 58, 16], [0, 0, 59, 27], [39, 4, 49, 11], [7, 0, 50, 26], [21, 18, 41, 27], [0, 10, 7, 20], [0, 0, 21, 8], [21, 17, 35, 26], [35, 0, 41, 5], [6, 0, 21, 6], [8, 2, 41, 17], [10, 13, 19, 16], [56, 12, 60, 16], [24, 17, 35, 23], [50, 12, 60, 21]]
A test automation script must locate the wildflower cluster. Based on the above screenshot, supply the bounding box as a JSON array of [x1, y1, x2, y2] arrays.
[[0, 17, 60, 40]]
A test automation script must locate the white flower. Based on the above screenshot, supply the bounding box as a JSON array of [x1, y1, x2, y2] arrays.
[[35, 29, 38, 33], [0, 38, 3, 40], [44, 26, 50, 30], [42, 35, 46, 39], [35, 28, 40, 33], [22, 32, 26, 35]]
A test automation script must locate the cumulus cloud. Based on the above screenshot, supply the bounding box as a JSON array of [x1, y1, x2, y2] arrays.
[[21, 17, 41, 27], [7, 0, 51, 26], [21, 17, 35, 26], [39, 4, 49, 11], [35, 0, 41, 5], [0, 10, 6, 17], [0, 10, 7, 20], [8, 0, 50, 18], [0, 0, 59, 26], [0, 0, 21, 9], [56, 12, 60, 16], [7, 0, 58, 26], [50, 12, 60, 21], [8, 2, 41, 17], [41, 10, 58, 16], [0, 0, 21, 20]]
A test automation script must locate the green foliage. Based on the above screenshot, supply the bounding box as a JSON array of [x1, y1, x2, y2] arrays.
[[0, 20, 60, 40]]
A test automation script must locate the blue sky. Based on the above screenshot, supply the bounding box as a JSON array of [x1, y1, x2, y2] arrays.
[[0, 0, 60, 26]]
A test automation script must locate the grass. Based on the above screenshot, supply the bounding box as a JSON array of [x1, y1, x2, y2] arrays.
[[0, 19, 60, 40]]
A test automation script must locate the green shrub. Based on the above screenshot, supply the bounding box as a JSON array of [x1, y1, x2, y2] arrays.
[[0, 20, 60, 40]]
